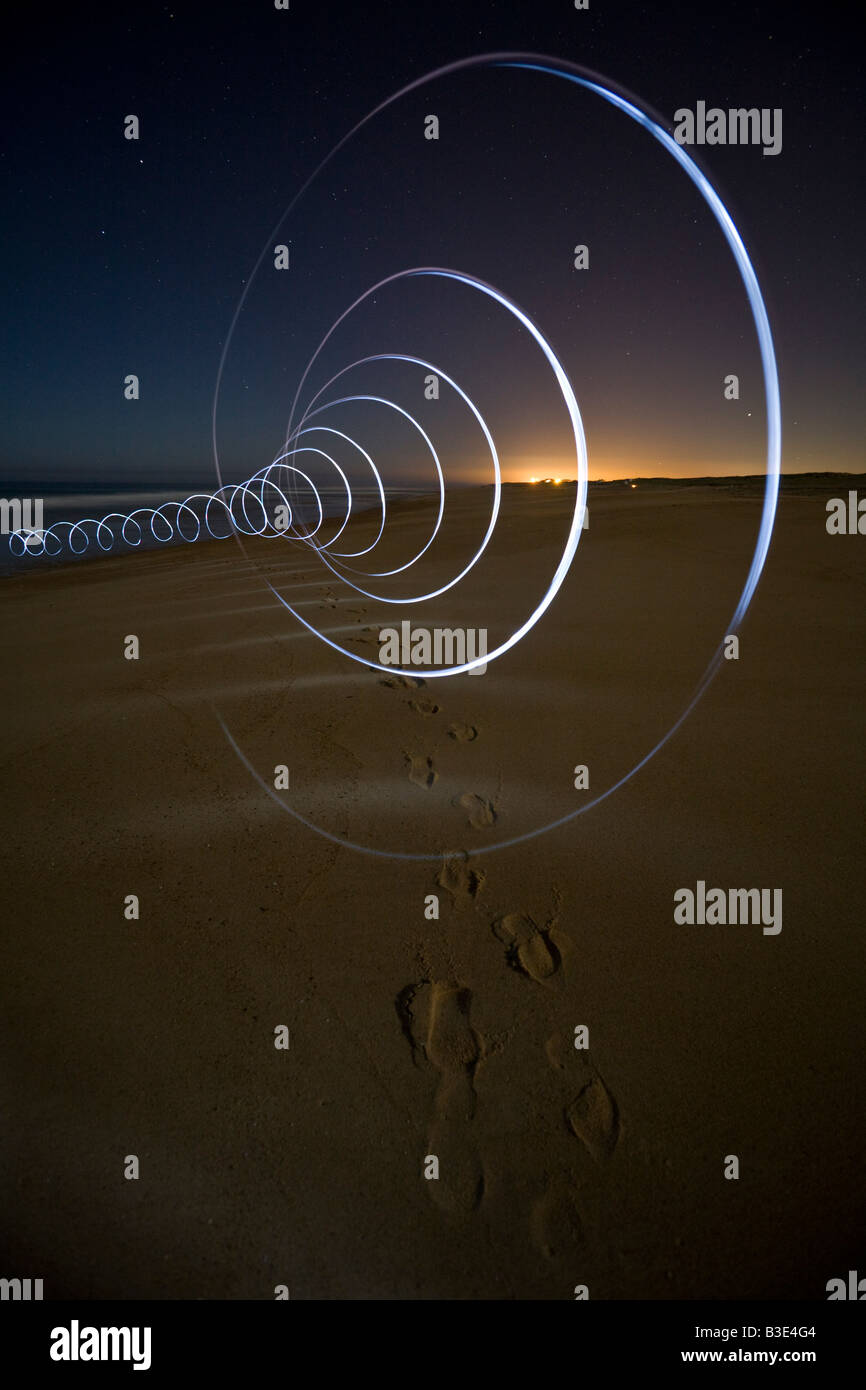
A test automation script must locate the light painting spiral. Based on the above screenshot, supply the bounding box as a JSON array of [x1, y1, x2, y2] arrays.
[[9, 53, 781, 859]]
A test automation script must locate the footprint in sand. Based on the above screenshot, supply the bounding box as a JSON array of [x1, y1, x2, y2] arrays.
[[447, 722, 478, 742], [565, 1067, 620, 1165], [492, 912, 565, 983], [485, 903, 617, 1251], [531, 1178, 585, 1259], [546, 1031, 621, 1166], [526, 1038, 620, 1260], [405, 751, 437, 789], [380, 675, 425, 690], [436, 855, 486, 908], [453, 791, 497, 828], [396, 981, 485, 1215], [409, 697, 441, 716], [346, 626, 379, 648]]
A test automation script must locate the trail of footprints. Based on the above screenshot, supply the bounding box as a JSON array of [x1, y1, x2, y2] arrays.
[[397, 892, 621, 1256], [319, 600, 618, 1261], [378, 672, 495, 822], [378, 656, 620, 1258]]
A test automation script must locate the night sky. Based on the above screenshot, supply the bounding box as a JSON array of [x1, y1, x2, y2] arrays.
[[2, 1, 863, 493]]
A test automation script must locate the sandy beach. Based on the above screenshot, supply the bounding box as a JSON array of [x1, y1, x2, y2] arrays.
[[1, 478, 863, 1299]]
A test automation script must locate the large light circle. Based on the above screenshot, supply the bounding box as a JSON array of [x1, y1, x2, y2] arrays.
[[211, 53, 781, 861]]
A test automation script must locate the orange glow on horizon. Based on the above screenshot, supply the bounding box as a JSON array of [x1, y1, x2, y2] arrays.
[[507, 452, 784, 483], [509, 458, 786, 483]]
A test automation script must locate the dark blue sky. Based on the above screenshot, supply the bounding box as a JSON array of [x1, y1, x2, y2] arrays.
[[2, 1, 862, 490]]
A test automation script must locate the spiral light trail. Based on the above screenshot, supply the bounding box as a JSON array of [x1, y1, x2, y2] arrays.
[[9, 54, 782, 857]]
